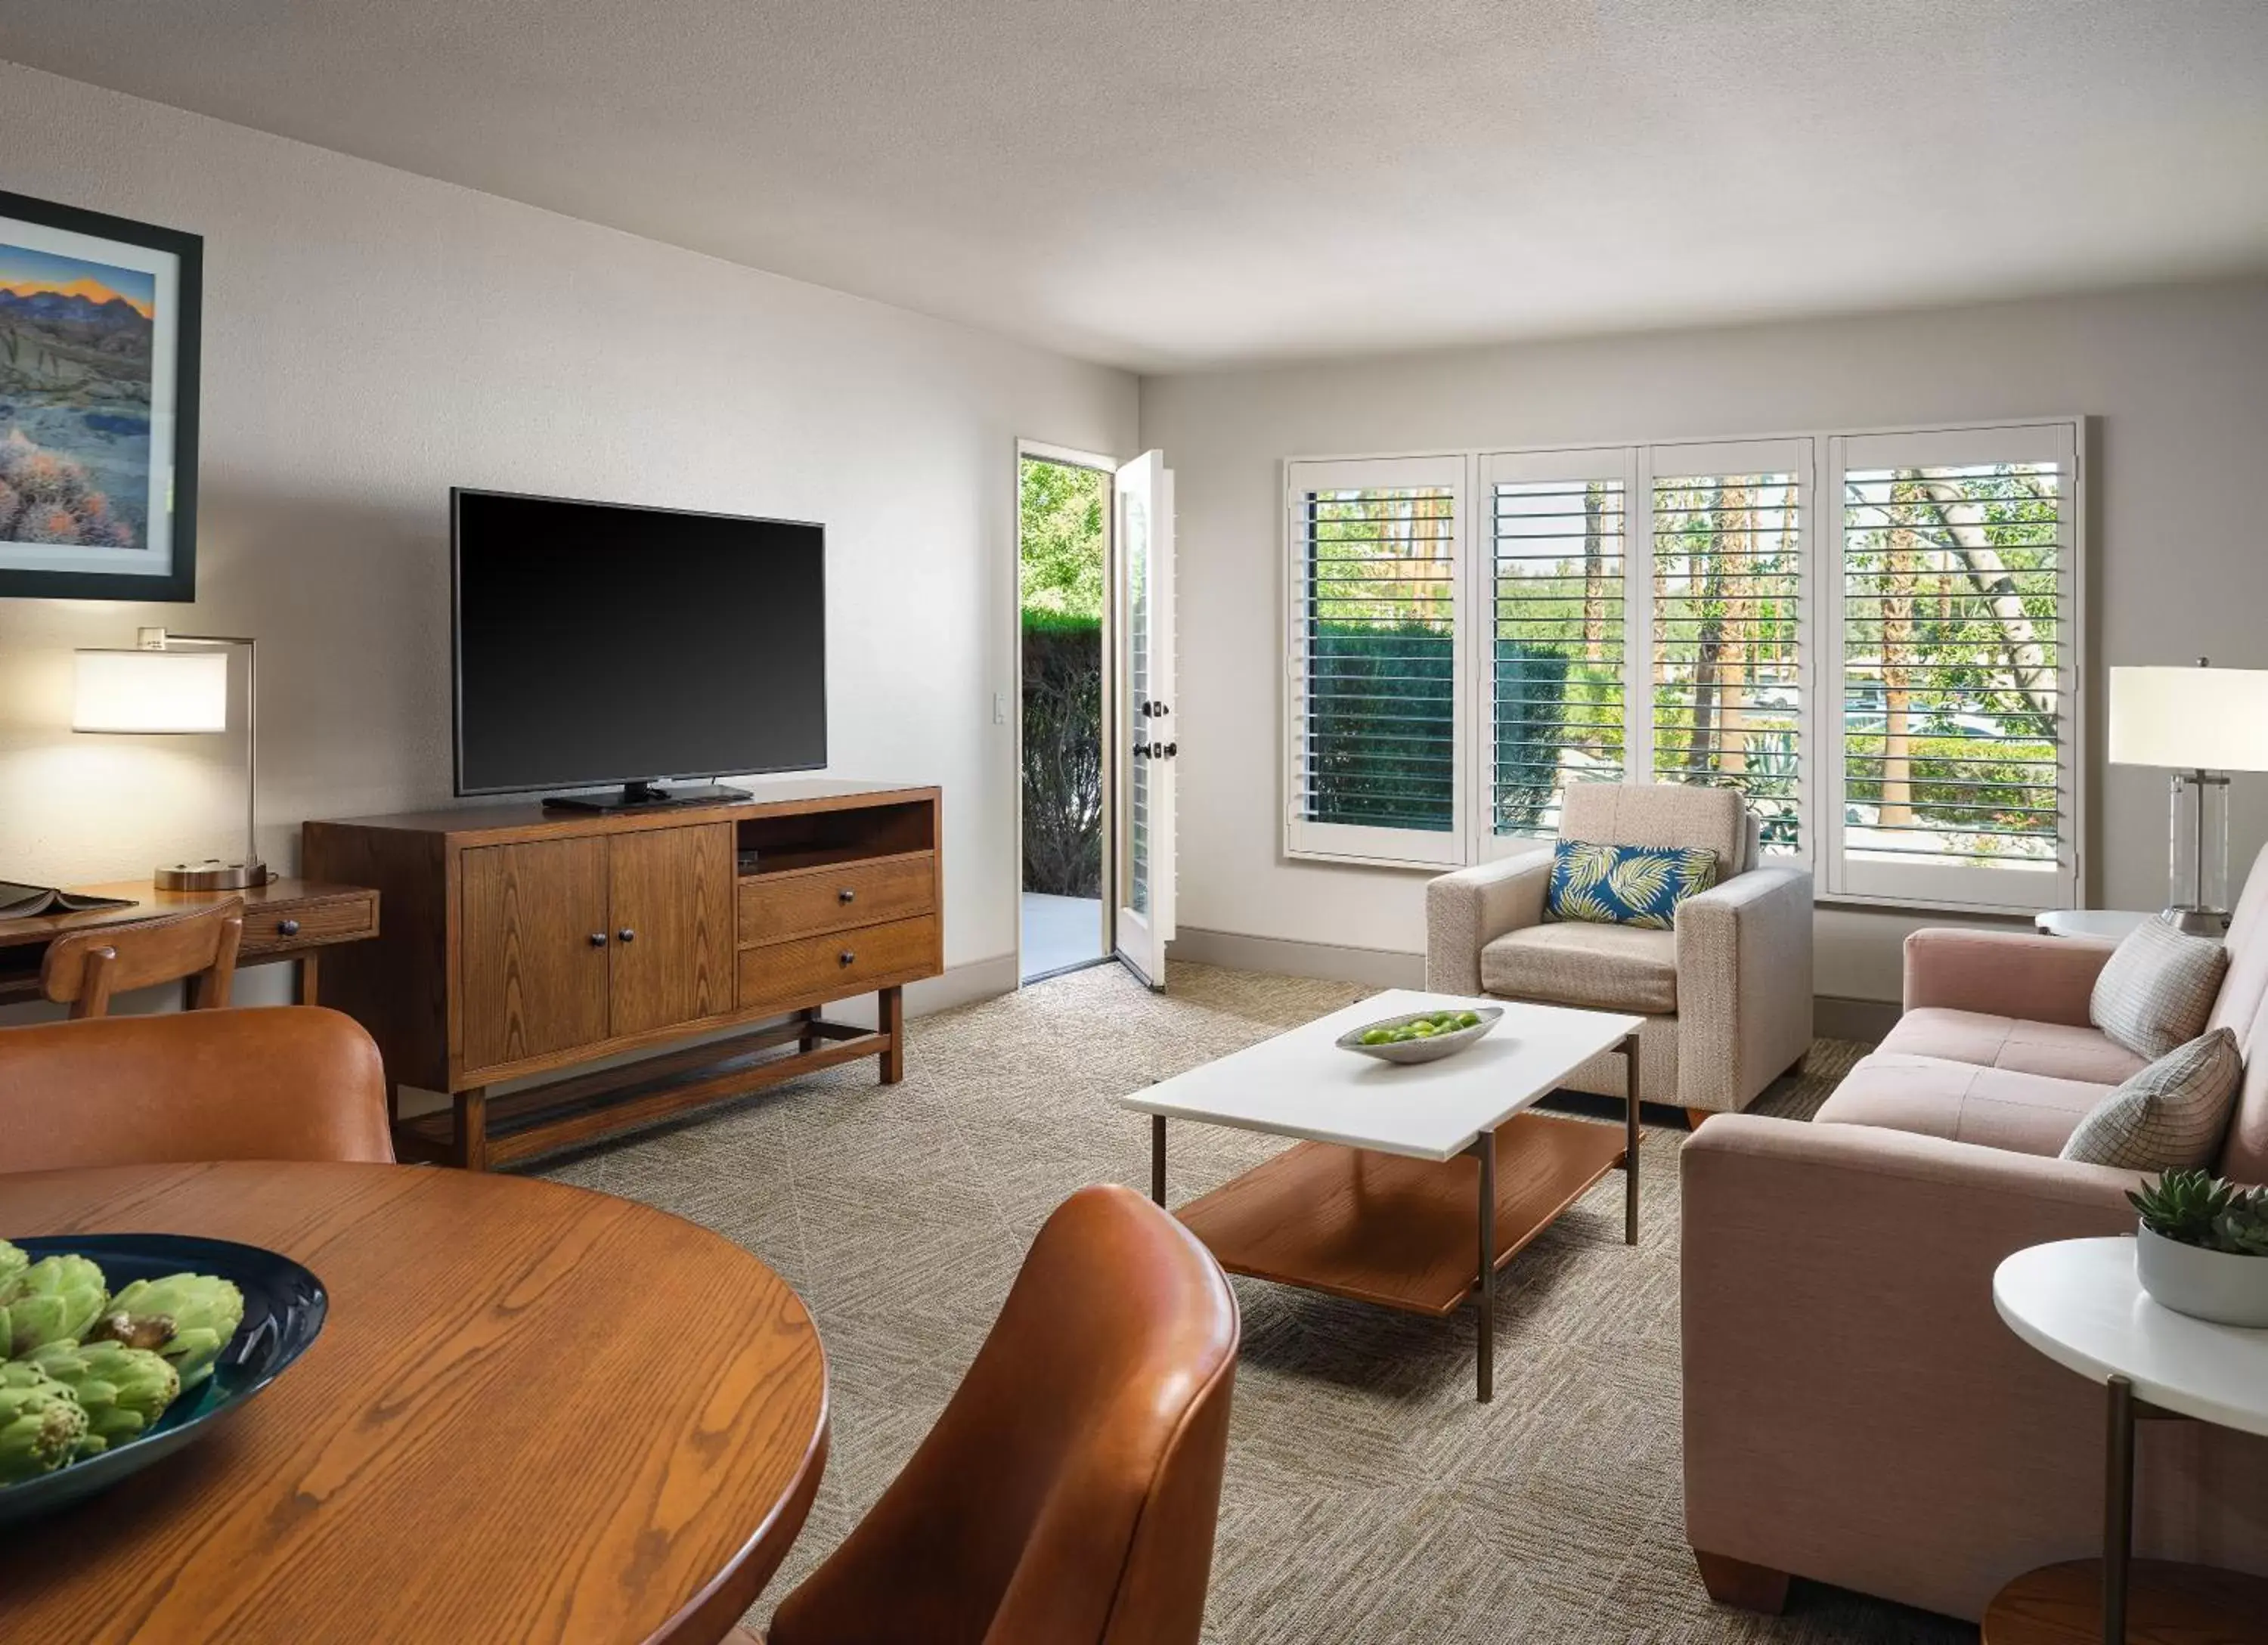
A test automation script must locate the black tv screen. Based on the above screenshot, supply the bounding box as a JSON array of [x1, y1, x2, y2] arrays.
[[451, 489, 826, 796]]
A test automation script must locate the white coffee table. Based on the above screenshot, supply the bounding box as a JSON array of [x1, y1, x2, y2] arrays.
[[1989, 1238, 2268, 1643], [1120, 990, 1643, 1401]]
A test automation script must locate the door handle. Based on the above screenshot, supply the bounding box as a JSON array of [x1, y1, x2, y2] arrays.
[[277, 918, 301, 937], [838, 888, 856, 904], [838, 950, 857, 967], [618, 928, 637, 943], [588, 932, 609, 947]]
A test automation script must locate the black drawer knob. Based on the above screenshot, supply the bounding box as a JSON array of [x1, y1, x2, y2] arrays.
[[838, 950, 856, 966], [589, 932, 608, 947], [838, 887, 856, 903], [618, 928, 637, 943], [277, 918, 301, 937]]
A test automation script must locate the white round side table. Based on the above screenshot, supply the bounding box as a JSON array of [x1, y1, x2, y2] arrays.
[[1989, 1238, 2268, 1643], [2033, 909, 2155, 943]]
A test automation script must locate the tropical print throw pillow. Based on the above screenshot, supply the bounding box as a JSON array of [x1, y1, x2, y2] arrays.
[[1546, 840, 1718, 929]]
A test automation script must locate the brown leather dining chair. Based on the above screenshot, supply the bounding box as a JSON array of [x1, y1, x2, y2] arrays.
[[758, 1183, 1241, 1645], [39, 899, 245, 1018], [0, 1006, 394, 1173]]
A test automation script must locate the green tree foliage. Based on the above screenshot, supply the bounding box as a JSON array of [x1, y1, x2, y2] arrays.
[[1020, 458, 1106, 621]]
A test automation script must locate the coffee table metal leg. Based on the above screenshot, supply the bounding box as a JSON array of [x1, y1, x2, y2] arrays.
[[1151, 1114, 1167, 1207], [1622, 1030, 1641, 1246], [2104, 1373, 2133, 1645], [1472, 1128, 1497, 1403]]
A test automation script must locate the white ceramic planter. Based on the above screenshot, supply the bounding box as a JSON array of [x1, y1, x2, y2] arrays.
[[2135, 1222, 2268, 1327]]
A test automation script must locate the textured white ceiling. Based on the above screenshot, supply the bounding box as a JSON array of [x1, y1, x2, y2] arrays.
[[4, 1, 2266, 369]]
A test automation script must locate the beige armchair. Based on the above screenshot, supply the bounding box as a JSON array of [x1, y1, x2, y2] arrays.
[[1424, 782, 1813, 1119]]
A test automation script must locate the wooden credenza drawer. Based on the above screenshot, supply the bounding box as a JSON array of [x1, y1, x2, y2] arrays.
[[237, 890, 379, 956], [738, 852, 935, 944], [738, 914, 939, 1012]]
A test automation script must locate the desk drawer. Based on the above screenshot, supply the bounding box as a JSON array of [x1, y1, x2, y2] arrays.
[[237, 892, 377, 955], [738, 853, 934, 944], [738, 914, 938, 1012]]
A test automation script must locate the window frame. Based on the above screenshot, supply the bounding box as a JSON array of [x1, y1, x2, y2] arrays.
[[1282, 453, 1471, 869], [1470, 447, 1641, 863], [1279, 419, 2086, 915], [1818, 420, 2084, 914]]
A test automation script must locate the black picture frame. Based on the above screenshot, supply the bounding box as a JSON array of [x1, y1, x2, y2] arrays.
[[0, 188, 201, 602]]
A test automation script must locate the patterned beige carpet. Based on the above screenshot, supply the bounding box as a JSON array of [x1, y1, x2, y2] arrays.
[[534, 962, 1973, 1643]]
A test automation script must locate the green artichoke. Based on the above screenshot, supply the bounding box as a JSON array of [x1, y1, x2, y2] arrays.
[[2, 1253, 108, 1358], [0, 1362, 89, 1485], [17, 1340, 180, 1457], [85, 1272, 244, 1391], [0, 1239, 26, 1292]]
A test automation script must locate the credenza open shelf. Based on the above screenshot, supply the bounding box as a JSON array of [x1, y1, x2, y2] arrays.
[[304, 781, 942, 1169]]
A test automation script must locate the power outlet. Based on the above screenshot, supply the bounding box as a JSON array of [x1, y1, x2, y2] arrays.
[[992, 691, 1007, 726]]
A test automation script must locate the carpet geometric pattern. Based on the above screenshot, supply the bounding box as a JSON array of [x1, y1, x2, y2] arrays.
[[534, 962, 1973, 1643]]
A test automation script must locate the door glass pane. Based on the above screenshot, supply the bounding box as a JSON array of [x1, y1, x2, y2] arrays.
[[1126, 487, 1150, 916]]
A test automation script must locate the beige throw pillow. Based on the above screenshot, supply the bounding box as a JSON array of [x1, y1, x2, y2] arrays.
[[2059, 1027, 2242, 1171], [2089, 919, 2228, 1060]]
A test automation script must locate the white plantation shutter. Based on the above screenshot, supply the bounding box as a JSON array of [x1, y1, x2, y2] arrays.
[[1644, 439, 1812, 860], [1477, 449, 1636, 857], [1284, 455, 1468, 866], [1824, 423, 2081, 911]]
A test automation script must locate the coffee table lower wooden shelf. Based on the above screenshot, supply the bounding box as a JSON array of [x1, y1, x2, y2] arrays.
[[1175, 1113, 1628, 1316], [1982, 1558, 2268, 1643]]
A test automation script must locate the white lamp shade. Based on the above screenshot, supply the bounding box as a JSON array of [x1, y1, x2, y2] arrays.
[[73, 647, 229, 733], [2108, 666, 2268, 772]]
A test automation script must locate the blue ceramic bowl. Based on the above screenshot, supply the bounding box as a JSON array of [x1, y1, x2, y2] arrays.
[[0, 1233, 326, 1525]]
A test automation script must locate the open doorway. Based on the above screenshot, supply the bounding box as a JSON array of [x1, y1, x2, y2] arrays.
[[1018, 447, 1112, 982]]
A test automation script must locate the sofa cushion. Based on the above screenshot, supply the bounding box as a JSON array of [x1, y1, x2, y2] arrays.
[[1815, 1052, 2112, 1157], [1545, 840, 1718, 930], [2059, 1027, 2242, 1171], [2090, 919, 2229, 1060], [2222, 981, 2268, 1185], [2209, 842, 2268, 1047], [1560, 782, 1746, 878], [1879, 1008, 2148, 1086], [1480, 921, 1678, 1015]]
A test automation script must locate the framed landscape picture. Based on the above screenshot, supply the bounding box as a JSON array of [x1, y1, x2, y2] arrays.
[[0, 189, 200, 601]]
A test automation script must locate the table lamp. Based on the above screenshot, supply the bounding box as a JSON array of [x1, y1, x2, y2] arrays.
[[2107, 659, 2268, 934], [73, 626, 267, 891]]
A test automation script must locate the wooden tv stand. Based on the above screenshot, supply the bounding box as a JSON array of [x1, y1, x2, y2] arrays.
[[303, 781, 941, 1169]]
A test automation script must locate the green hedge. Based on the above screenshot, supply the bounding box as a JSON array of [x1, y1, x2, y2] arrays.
[[1021, 612, 1102, 897], [1304, 624, 1569, 832], [1844, 733, 2057, 836]]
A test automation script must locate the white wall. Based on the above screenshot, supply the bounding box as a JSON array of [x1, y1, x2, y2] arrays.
[[1142, 280, 2268, 1001], [0, 62, 1136, 1002]]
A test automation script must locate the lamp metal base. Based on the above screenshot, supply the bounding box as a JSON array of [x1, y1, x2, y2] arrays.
[[2160, 905, 2229, 938], [154, 860, 269, 892]]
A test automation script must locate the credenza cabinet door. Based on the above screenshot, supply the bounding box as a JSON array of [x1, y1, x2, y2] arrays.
[[460, 837, 611, 1073], [607, 822, 736, 1038]]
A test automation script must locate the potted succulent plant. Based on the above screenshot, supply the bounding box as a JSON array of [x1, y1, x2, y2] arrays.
[[2127, 1170, 2268, 1327]]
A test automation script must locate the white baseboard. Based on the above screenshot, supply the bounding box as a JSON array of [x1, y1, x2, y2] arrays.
[[1167, 927, 1427, 988]]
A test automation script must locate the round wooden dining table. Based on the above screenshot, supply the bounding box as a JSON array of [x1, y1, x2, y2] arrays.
[[0, 1160, 828, 1644]]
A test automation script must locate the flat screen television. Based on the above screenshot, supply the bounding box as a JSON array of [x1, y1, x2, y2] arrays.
[[451, 488, 826, 806]]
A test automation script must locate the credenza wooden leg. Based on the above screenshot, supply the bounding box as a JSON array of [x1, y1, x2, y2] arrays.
[[879, 986, 905, 1084], [454, 1087, 490, 1172], [299, 950, 321, 1006]]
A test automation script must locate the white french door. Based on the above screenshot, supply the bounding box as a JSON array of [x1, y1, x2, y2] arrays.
[[1114, 450, 1176, 988]]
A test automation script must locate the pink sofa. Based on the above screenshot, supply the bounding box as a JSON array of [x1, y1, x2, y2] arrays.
[[1681, 855, 2268, 1622]]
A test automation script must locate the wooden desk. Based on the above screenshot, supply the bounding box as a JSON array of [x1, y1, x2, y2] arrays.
[[0, 878, 378, 1008], [0, 1160, 829, 1643]]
